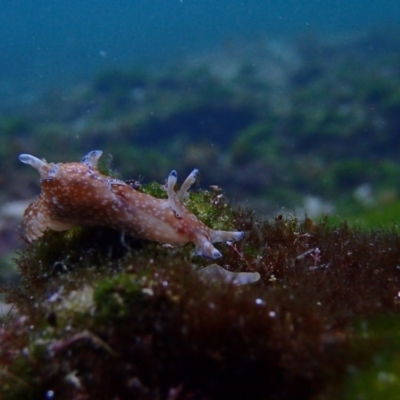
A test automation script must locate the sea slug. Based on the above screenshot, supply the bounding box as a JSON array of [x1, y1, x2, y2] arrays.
[[19, 150, 244, 259]]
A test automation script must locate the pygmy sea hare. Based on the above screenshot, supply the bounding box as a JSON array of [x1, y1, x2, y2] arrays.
[[19, 150, 244, 259]]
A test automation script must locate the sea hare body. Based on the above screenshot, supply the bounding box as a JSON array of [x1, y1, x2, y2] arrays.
[[19, 150, 244, 259]]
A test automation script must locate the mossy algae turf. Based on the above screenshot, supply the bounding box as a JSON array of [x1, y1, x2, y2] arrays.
[[1, 184, 400, 399]]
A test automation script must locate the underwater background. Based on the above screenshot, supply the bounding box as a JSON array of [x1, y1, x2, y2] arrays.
[[1, 0, 399, 100], [2, 2, 400, 398]]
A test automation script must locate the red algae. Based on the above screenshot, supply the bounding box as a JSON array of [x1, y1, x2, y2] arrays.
[[1, 207, 400, 399]]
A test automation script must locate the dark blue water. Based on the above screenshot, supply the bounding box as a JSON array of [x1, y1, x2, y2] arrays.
[[1, 0, 399, 90]]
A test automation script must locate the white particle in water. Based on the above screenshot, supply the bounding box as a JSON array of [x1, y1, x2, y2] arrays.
[[46, 390, 55, 399]]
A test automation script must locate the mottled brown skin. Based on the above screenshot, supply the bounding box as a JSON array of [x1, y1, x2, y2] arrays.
[[19, 151, 244, 259]]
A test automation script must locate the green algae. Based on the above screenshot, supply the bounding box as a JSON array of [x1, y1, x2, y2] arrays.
[[94, 273, 145, 320], [342, 315, 400, 400], [139, 179, 238, 231]]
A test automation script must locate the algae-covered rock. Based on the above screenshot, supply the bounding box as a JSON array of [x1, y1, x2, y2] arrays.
[[2, 196, 400, 399]]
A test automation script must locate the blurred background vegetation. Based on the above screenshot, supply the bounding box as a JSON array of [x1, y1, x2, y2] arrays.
[[2, 30, 400, 221]]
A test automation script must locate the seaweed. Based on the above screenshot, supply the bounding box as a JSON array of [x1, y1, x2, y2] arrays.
[[2, 187, 400, 398]]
